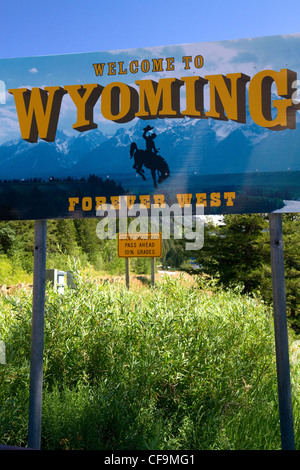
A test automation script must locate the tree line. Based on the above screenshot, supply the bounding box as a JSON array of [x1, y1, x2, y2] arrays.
[[0, 218, 152, 285], [0, 213, 299, 330]]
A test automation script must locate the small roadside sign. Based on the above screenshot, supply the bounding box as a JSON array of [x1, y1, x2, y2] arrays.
[[118, 233, 162, 258]]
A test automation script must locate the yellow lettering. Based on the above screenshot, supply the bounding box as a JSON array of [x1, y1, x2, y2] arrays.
[[139, 195, 150, 208], [8, 86, 66, 142], [11, 66, 300, 144], [181, 76, 207, 118], [135, 78, 182, 119], [194, 55, 204, 69], [182, 56, 192, 69], [166, 57, 175, 71], [141, 60, 150, 73], [129, 60, 138, 74], [68, 197, 79, 211], [196, 193, 207, 207], [205, 73, 250, 123], [153, 194, 166, 207], [64, 84, 102, 132], [108, 62, 116, 75], [249, 68, 297, 130], [95, 196, 107, 210], [152, 58, 163, 72], [101, 82, 138, 123], [176, 193, 192, 207], [82, 197, 92, 211], [210, 192, 221, 207], [224, 192, 236, 206], [110, 196, 120, 209], [92, 63, 105, 76], [118, 62, 127, 75], [124, 195, 136, 208]]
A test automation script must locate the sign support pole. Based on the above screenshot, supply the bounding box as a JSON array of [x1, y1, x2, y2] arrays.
[[151, 257, 155, 287], [269, 213, 295, 450], [28, 219, 47, 450], [125, 258, 130, 289]]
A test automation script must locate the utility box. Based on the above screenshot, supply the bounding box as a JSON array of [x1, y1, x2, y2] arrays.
[[0, 341, 6, 364], [46, 269, 76, 293], [46, 269, 66, 294]]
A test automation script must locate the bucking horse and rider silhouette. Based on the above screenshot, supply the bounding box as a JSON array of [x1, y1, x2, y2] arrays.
[[130, 125, 170, 188]]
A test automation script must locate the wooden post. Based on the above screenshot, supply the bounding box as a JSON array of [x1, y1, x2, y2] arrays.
[[151, 257, 155, 287], [28, 220, 47, 450], [125, 257, 130, 289], [269, 213, 295, 450]]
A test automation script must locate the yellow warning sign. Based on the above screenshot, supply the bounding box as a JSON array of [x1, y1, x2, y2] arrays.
[[118, 233, 162, 258]]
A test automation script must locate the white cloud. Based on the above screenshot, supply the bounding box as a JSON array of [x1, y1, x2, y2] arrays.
[[29, 67, 38, 74], [0, 80, 5, 104], [0, 105, 20, 143]]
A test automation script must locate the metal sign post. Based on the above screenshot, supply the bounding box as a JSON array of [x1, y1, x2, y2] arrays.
[[151, 257, 155, 287], [269, 213, 295, 450], [27, 219, 47, 450], [125, 258, 130, 289]]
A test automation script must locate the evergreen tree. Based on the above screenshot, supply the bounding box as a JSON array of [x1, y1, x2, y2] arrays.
[[161, 238, 186, 268], [282, 214, 300, 325], [193, 214, 269, 293], [0, 224, 17, 255], [217, 214, 269, 293], [190, 217, 220, 276], [54, 219, 80, 257], [74, 218, 101, 267]]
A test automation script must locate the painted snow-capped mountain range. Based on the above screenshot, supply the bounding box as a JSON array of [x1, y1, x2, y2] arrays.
[[0, 112, 300, 182]]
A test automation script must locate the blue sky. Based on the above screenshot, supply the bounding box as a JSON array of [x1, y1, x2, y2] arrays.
[[1, 0, 299, 59], [1, 0, 300, 143]]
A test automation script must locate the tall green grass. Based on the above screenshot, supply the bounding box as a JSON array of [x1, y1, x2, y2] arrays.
[[0, 270, 299, 449]]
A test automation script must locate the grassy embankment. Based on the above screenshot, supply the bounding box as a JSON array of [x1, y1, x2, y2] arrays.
[[0, 268, 299, 450]]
